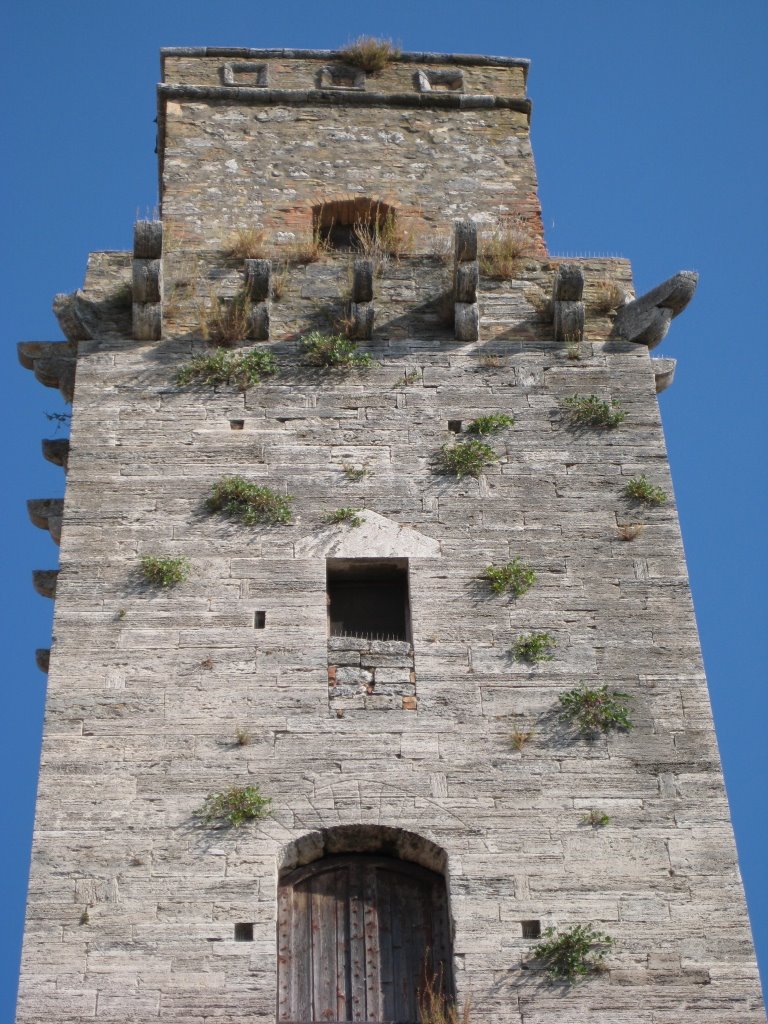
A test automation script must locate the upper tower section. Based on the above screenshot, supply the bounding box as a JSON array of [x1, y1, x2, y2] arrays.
[[158, 46, 543, 255]]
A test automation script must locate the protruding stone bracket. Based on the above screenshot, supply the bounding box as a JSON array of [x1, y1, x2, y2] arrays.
[[132, 220, 163, 340], [453, 219, 479, 341], [245, 258, 271, 340], [32, 570, 58, 599], [42, 438, 70, 470], [35, 649, 50, 674], [349, 258, 374, 340], [27, 499, 64, 546], [53, 292, 92, 342], [552, 264, 585, 342], [17, 342, 76, 402], [613, 271, 698, 349], [652, 357, 677, 394]]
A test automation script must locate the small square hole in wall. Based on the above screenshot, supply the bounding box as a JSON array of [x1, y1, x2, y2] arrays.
[[448, 420, 462, 433], [222, 62, 267, 87], [254, 611, 266, 629], [319, 65, 366, 90], [521, 920, 541, 939], [415, 69, 464, 93], [230, 420, 245, 430], [234, 922, 254, 942]]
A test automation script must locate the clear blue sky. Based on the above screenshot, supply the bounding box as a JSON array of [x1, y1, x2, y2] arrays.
[[2, 0, 766, 1017]]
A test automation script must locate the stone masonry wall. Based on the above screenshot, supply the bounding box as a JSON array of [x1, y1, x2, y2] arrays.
[[16, 47, 763, 1024]]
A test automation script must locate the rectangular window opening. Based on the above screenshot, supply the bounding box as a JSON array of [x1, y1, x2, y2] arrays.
[[234, 922, 254, 942], [230, 419, 245, 430], [254, 611, 266, 629], [327, 558, 411, 643], [521, 920, 541, 939], [448, 420, 462, 433]]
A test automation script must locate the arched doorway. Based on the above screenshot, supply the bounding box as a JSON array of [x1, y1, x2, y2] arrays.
[[278, 853, 453, 1023]]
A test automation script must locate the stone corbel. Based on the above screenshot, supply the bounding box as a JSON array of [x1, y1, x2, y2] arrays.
[[552, 264, 584, 342], [42, 438, 70, 470], [32, 570, 58, 599], [244, 258, 271, 340], [17, 341, 76, 402], [349, 258, 374, 340], [613, 271, 698, 349], [132, 220, 163, 340], [27, 498, 64, 546], [454, 219, 479, 341]]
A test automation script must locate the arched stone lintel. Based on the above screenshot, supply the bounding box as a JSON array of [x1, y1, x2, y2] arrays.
[[279, 823, 448, 877]]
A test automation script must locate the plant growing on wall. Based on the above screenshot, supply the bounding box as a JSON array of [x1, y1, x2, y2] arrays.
[[339, 36, 401, 73], [559, 685, 633, 736], [563, 394, 626, 429], [438, 439, 497, 478], [512, 632, 555, 664], [223, 227, 267, 260], [207, 476, 293, 526], [139, 555, 190, 588], [324, 507, 363, 527], [417, 967, 471, 1024], [200, 292, 252, 346], [342, 464, 370, 481], [482, 558, 536, 597], [300, 331, 374, 369], [624, 475, 667, 506], [479, 216, 537, 279], [196, 785, 271, 828], [510, 727, 535, 752], [581, 809, 611, 828], [532, 923, 613, 981], [176, 347, 277, 390], [466, 413, 515, 436]]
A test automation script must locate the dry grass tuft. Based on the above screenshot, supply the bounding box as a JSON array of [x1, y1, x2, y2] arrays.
[[223, 227, 267, 261], [339, 36, 401, 74], [591, 278, 626, 315], [480, 217, 538, 280], [510, 728, 535, 752], [617, 523, 645, 542], [418, 970, 471, 1024], [199, 292, 252, 347]]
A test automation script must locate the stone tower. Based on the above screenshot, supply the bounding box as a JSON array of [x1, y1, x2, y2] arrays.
[[17, 45, 763, 1023]]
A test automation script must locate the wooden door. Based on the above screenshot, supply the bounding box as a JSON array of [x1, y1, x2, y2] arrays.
[[278, 854, 453, 1023]]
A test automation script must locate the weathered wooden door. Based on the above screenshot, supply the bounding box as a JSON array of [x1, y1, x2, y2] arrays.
[[278, 854, 453, 1023]]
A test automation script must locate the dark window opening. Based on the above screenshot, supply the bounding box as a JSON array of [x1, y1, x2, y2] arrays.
[[448, 419, 462, 433], [234, 922, 254, 941], [254, 611, 266, 629], [313, 198, 395, 252], [230, 419, 244, 430], [327, 558, 410, 642], [521, 919, 541, 939]]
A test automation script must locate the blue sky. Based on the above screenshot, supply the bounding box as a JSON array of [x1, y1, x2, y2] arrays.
[[2, 0, 766, 1016]]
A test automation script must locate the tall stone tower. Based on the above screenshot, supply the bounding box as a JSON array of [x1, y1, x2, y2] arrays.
[[17, 45, 763, 1023]]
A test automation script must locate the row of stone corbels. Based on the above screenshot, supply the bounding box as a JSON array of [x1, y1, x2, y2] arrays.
[[133, 221, 163, 340], [17, 341, 76, 403], [453, 220, 480, 341], [27, 438, 68, 674]]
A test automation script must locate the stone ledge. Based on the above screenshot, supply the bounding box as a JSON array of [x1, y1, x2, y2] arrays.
[[158, 83, 532, 117]]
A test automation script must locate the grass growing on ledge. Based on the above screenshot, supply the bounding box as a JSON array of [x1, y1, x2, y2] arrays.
[[466, 413, 515, 436], [338, 36, 401, 73], [200, 292, 252, 347], [437, 439, 497, 478], [482, 558, 536, 597], [582, 809, 611, 828], [512, 632, 556, 664], [207, 476, 293, 526], [563, 394, 626, 429], [223, 227, 267, 261], [624, 476, 667, 506], [300, 331, 374, 369], [196, 785, 271, 828], [324, 507, 364, 527], [559, 685, 633, 736], [140, 555, 190, 588], [176, 347, 277, 390], [479, 216, 538, 280], [533, 924, 613, 982]]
